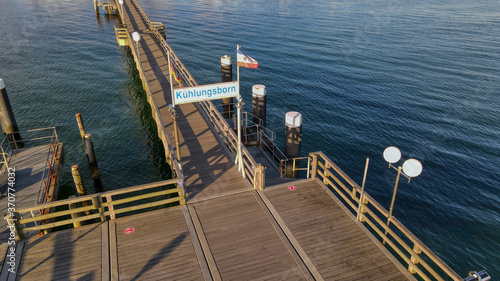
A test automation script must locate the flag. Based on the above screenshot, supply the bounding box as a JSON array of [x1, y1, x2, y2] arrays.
[[170, 61, 181, 83], [170, 64, 180, 82], [237, 49, 258, 69]]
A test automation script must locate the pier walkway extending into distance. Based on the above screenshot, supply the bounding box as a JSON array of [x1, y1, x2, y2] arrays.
[[0, 0, 463, 280]]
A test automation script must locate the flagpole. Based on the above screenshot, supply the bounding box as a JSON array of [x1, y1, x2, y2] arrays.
[[236, 45, 243, 176], [168, 50, 175, 107]]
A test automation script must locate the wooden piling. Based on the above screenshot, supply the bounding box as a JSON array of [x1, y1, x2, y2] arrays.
[[84, 134, 104, 193], [71, 165, 91, 216], [75, 113, 87, 155], [0, 79, 21, 144]]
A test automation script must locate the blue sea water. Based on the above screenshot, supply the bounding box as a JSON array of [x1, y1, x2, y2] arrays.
[[0, 0, 499, 278]]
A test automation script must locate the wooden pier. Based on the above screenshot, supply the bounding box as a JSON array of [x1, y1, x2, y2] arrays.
[[0, 1, 463, 280]]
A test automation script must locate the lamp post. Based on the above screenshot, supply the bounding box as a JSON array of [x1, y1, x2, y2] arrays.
[[383, 146, 422, 242], [118, 0, 123, 18], [235, 97, 245, 178], [132, 32, 141, 66]]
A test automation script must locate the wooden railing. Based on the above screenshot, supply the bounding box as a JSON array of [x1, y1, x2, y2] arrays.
[[123, 0, 183, 183], [309, 151, 462, 281], [114, 24, 129, 46], [128, 0, 258, 187], [7, 179, 184, 241]]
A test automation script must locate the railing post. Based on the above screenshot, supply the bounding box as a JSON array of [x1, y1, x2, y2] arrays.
[[91, 196, 107, 222], [310, 153, 318, 179], [6, 212, 25, 241], [106, 195, 116, 219], [178, 179, 186, 205], [357, 196, 368, 222], [323, 163, 330, 185], [408, 244, 422, 274], [68, 196, 82, 228], [253, 164, 265, 190]]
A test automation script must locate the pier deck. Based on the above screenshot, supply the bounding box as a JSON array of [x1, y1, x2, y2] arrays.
[[0, 0, 462, 280], [0, 144, 62, 241], [122, 0, 251, 201], [11, 180, 411, 280]]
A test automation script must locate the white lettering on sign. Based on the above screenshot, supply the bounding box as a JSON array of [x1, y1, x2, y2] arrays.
[[173, 81, 239, 105]]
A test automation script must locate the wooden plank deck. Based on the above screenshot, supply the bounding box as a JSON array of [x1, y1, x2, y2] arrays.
[[121, 0, 251, 201], [0, 145, 51, 242], [15, 223, 104, 281], [190, 191, 314, 281], [113, 206, 207, 281], [262, 179, 414, 281]]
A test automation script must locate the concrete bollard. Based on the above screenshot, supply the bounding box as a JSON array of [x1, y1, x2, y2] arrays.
[[221, 55, 233, 119], [84, 134, 103, 193], [284, 111, 302, 178], [0, 79, 21, 145], [252, 85, 266, 127]]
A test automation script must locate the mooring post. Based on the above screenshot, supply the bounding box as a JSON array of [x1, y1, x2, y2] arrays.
[[94, 0, 99, 16], [84, 134, 104, 193], [75, 113, 87, 155], [0, 79, 21, 145], [68, 195, 82, 228], [221, 55, 233, 119], [71, 165, 91, 216], [284, 111, 302, 178], [252, 84, 266, 127], [71, 165, 87, 196]]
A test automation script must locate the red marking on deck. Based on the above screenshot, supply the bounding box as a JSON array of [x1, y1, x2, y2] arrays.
[[124, 227, 135, 234], [288, 185, 296, 191]]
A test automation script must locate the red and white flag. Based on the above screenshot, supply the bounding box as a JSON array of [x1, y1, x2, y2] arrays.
[[237, 49, 258, 69]]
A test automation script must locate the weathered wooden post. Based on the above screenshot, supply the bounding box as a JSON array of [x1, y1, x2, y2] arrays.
[[310, 153, 318, 179], [221, 55, 233, 119], [253, 164, 265, 190], [91, 196, 107, 222], [284, 111, 302, 178], [5, 212, 25, 241], [84, 134, 103, 193], [94, 0, 99, 16], [75, 113, 87, 155], [71, 165, 91, 216], [0, 79, 21, 145], [252, 84, 266, 127], [68, 195, 82, 228]]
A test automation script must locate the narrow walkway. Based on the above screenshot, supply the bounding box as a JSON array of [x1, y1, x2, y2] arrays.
[[0, 145, 50, 241], [121, 0, 251, 201]]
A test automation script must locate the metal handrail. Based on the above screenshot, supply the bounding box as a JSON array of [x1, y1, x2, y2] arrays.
[[309, 151, 462, 281], [0, 128, 61, 205], [280, 156, 311, 179]]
